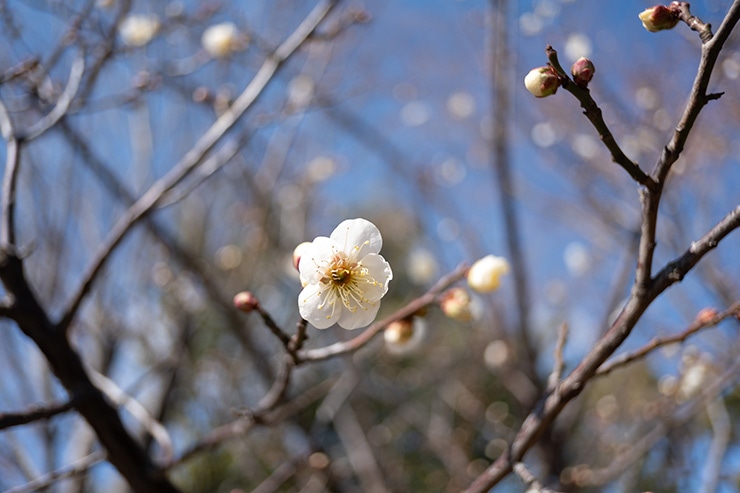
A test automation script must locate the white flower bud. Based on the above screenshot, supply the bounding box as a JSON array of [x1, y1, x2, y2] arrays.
[[524, 66, 560, 98], [119, 14, 159, 47], [467, 255, 510, 293], [638, 5, 680, 33], [201, 22, 247, 58], [440, 287, 473, 322]]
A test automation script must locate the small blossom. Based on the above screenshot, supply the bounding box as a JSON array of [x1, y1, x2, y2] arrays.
[[524, 66, 560, 98], [467, 255, 510, 293], [201, 22, 247, 58], [298, 218, 393, 330], [119, 14, 159, 47], [233, 291, 259, 313], [440, 287, 473, 322], [384, 317, 425, 355], [571, 57, 595, 88], [638, 5, 680, 32]]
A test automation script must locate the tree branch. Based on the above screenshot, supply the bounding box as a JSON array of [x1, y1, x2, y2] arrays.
[[0, 399, 76, 431]]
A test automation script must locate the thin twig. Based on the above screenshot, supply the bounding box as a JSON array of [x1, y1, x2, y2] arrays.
[[58, 0, 338, 334], [4, 451, 106, 493], [90, 370, 174, 464], [596, 301, 740, 378], [0, 97, 20, 252], [296, 262, 468, 363], [0, 399, 76, 431], [20, 50, 85, 142], [546, 322, 569, 392], [545, 46, 655, 189], [513, 462, 564, 493]]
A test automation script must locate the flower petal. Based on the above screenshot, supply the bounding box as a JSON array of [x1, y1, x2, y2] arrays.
[[337, 301, 381, 330], [298, 283, 340, 329], [358, 253, 392, 300], [330, 218, 382, 257], [298, 236, 335, 286]]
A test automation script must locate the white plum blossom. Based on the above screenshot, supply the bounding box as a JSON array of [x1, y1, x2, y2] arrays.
[[298, 218, 393, 330], [119, 14, 159, 47]]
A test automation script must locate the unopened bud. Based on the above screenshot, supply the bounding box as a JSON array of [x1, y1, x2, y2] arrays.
[[467, 255, 510, 293], [695, 307, 718, 325], [384, 319, 414, 345], [384, 318, 426, 355], [233, 291, 259, 312], [440, 287, 473, 322], [571, 57, 595, 88], [292, 241, 313, 271], [524, 66, 560, 98], [638, 5, 680, 32]]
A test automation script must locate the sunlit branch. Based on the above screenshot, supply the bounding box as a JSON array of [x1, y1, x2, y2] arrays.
[[58, 0, 338, 334], [20, 51, 85, 142], [90, 370, 174, 464], [546, 322, 569, 392], [513, 462, 563, 493], [0, 98, 20, 251]]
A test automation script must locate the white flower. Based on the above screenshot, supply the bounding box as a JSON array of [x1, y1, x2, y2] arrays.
[[201, 22, 246, 58], [298, 218, 393, 330], [467, 254, 510, 293], [119, 14, 159, 47]]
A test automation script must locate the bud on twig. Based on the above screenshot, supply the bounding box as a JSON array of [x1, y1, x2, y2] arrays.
[[524, 66, 560, 98], [639, 5, 680, 32], [233, 291, 259, 313], [440, 287, 473, 322], [571, 57, 595, 88]]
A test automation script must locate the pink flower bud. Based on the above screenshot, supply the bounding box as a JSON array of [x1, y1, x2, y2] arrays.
[[524, 66, 560, 98], [638, 5, 679, 32], [233, 291, 259, 312], [571, 57, 595, 88], [440, 287, 473, 322], [695, 307, 718, 325]]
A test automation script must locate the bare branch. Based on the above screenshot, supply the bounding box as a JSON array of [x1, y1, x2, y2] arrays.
[[0, 399, 76, 431], [596, 301, 740, 378]]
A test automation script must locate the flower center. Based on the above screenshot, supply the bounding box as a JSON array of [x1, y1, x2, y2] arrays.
[[317, 253, 380, 315]]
